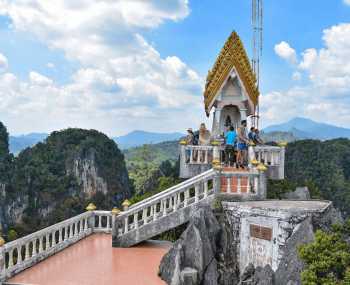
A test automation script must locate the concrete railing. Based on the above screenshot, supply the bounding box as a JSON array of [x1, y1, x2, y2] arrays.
[[251, 145, 284, 166], [0, 210, 112, 282], [114, 169, 217, 238], [249, 145, 285, 179], [184, 145, 214, 165]]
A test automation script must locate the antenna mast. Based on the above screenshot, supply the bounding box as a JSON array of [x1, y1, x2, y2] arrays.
[[251, 0, 263, 128]]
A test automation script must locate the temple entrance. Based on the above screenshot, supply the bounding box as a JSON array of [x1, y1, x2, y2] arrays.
[[219, 105, 241, 135]]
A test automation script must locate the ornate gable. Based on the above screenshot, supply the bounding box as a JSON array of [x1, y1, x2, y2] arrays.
[[204, 31, 259, 116]]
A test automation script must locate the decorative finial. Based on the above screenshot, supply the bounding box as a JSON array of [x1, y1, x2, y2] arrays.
[[0, 235, 5, 247], [86, 203, 96, 211], [278, 141, 288, 147], [111, 207, 121, 215], [251, 158, 259, 166], [122, 199, 131, 211], [257, 163, 267, 172]]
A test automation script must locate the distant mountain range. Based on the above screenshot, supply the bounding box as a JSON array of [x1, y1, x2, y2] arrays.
[[9, 133, 48, 154], [113, 130, 184, 149], [263, 117, 350, 140], [7, 117, 350, 154]]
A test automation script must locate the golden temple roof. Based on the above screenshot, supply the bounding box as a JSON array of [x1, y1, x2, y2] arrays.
[[204, 31, 260, 115]]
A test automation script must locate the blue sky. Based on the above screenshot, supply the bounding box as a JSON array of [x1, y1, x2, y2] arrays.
[[0, 0, 349, 136]]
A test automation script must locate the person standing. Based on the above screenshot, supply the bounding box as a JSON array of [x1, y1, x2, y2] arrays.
[[185, 128, 194, 163], [237, 120, 249, 169], [199, 123, 211, 162], [225, 126, 237, 167]]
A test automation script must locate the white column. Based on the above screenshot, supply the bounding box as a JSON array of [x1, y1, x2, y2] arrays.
[[204, 180, 208, 198], [8, 249, 14, 267], [237, 177, 241, 194], [190, 149, 194, 164], [134, 213, 139, 229], [195, 184, 200, 203], [153, 204, 157, 221], [98, 216, 102, 229], [46, 233, 50, 250], [227, 177, 231, 193], [106, 216, 111, 230], [184, 189, 189, 207], [0, 247, 5, 280], [32, 240, 37, 257], [142, 208, 148, 225], [124, 217, 129, 233], [17, 246, 22, 265], [254, 176, 259, 193], [162, 199, 167, 216], [39, 237, 44, 253], [25, 243, 30, 261], [173, 194, 178, 211]]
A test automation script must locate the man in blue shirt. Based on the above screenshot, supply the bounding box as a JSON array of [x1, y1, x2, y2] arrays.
[[225, 126, 237, 167]]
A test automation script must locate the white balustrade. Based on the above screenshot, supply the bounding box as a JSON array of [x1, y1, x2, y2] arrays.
[[114, 169, 216, 237], [220, 172, 260, 194], [184, 146, 216, 165], [251, 145, 284, 166], [0, 210, 113, 282]]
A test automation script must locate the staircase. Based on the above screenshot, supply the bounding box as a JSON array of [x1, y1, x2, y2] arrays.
[[112, 167, 265, 247]]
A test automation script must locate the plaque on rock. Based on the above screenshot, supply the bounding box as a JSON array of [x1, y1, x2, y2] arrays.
[[250, 224, 272, 241]]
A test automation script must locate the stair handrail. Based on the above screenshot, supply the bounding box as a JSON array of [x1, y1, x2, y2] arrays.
[[121, 169, 216, 216], [128, 168, 216, 210]]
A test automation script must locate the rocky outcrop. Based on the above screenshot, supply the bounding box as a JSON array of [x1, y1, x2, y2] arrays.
[[274, 218, 314, 285], [72, 155, 108, 197], [161, 201, 344, 285], [0, 126, 132, 236], [159, 205, 239, 285], [283, 187, 310, 200], [240, 264, 274, 285]]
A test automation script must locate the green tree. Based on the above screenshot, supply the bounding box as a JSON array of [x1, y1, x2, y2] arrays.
[[298, 227, 350, 285]]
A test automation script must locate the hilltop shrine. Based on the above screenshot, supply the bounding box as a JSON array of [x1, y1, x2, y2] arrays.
[[0, 31, 337, 285]]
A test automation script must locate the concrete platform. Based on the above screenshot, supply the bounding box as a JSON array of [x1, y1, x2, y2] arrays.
[[8, 234, 170, 285], [225, 200, 331, 212]]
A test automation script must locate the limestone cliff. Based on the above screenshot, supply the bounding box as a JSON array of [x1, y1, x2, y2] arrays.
[[159, 202, 343, 285], [0, 125, 132, 237]]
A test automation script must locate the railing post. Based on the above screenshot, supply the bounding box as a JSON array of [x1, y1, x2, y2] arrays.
[[86, 203, 97, 231], [213, 170, 221, 194], [257, 164, 267, 199], [0, 236, 5, 283], [111, 208, 121, 237], [194, 184, 200, 203], [248, 145, 256, 169]]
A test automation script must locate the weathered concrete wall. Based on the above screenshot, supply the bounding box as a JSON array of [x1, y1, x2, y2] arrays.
[[222, 200, 334, 273]]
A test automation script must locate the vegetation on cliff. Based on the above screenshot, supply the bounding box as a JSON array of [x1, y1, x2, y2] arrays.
[[0, 123, 132, 238], [268, 139, 350, 216], [299, 220, 350, 285]]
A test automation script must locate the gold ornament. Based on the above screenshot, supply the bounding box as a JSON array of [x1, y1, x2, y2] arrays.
[[111, 207, 121, 215], [257, 163, 267, 172], [86, 203, 97, 211], [204, 31, 259, 116]]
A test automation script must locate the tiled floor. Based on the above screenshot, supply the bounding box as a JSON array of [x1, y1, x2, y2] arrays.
[[8, 234, 170, 285]]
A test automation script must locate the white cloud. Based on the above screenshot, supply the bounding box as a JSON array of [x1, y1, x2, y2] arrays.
[[29, 71, 53, 86], [0, 0, 206, 135], [0, 53, 8, 71], [47, 62, 55, 69], [274, 41, 297, 64], [344, 0, 350, 6], [298, 48, 317, 70], [299, 23, 350, 92], [262, 23, 350, 128], [292, 71, 302, 81]]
